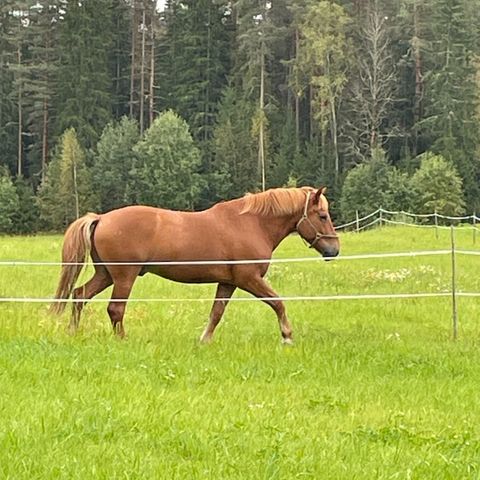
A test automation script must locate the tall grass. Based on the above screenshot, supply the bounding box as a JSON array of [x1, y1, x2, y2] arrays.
[[0, 226, 480, 479]]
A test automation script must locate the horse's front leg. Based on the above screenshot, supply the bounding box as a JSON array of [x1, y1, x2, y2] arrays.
[[239, 275, 293, 344], [200, 283, 236, 343]]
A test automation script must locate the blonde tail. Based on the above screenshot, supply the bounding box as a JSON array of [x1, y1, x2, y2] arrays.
[[50, 213, 101, 315]]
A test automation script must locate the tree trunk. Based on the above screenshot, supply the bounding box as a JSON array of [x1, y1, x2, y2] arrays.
[[72, 161, 79, 219], [42, 96, 48, 181], [140, 8, 146, 135], [17, 46, 22, 177], [412, 0, 423, 157], [294, 28, 300, 152], [149, 16, 155, 127], [331, 98, 339, 175], [259, 39, 266, 191], [309, 84, 314, 143], [129, 2, 137, 118]]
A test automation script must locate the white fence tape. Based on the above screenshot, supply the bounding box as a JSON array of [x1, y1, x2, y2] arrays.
[[336, 209, 381, 230], [336, 207, 479, 232], [0, 292, 456, 303], [5, 292, 480, 304], [0, 249, 453, 267], [1, 219, 480, 309]]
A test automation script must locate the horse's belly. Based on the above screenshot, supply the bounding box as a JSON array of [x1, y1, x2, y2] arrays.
[[146, 265, 233, 284]]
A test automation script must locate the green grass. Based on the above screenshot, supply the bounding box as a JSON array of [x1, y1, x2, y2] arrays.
[[1, 226, 480, 479]]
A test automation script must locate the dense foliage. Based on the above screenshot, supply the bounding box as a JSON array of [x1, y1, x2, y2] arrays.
[[410, 152, 466, 217], [1, 0, 480, 232]]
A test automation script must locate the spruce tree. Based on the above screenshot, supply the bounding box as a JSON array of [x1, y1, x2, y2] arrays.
[[212, 86, 256, 198], [158, 0, 233, 169], [0, 2, 18, 174], [0, 167, 20, 233], [423, 0, 480, 208], [54, 0, 114, 149]]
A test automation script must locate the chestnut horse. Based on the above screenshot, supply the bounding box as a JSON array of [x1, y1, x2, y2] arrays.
[[51, 186, 339, 343]]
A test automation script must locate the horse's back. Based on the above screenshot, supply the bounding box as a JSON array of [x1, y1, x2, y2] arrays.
[[92, 204, 233, 262]]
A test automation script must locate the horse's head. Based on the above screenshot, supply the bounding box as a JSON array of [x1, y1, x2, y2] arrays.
[[296, 187, 340, 258]]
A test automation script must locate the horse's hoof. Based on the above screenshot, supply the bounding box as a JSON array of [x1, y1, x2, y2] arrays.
[[199, 334, 212, 344], [282, 337, 294, 346]]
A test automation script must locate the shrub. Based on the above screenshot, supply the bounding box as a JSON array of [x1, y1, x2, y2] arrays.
[[410, 152, 465, 216], [340, 148, 410, 221], [128, 110, 204, 210], [92, 117, 140, 212]]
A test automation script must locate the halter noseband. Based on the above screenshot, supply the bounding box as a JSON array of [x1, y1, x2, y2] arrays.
[[296, 191, 338, 249]]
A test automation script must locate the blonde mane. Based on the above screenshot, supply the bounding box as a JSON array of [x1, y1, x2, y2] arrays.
[[240, 187, 313, 217]]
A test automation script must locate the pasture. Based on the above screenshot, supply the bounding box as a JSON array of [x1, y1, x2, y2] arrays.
[[1, 226, 480, 479]]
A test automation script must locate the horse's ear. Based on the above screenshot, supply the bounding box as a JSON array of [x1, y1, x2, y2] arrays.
[[313, 186, 327, 204]]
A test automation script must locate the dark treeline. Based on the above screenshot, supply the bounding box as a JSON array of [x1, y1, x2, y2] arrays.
[[0, 0, 479, 232]]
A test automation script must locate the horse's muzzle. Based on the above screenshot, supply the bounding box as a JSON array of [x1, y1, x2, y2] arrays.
[[322, 247, 339, 260]]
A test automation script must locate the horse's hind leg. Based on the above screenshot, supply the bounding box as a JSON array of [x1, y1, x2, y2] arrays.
[[70, 267, 112, 333], [238, 275, 293, 344], [200, 283, 236, 343], [107, 267, 140, 338]]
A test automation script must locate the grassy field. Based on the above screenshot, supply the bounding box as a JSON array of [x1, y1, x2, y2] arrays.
[[1, 226, 480, 479]]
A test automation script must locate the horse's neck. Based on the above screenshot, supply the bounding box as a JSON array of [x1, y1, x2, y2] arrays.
[[256, 212, 300, 251], [220, 199, 301, 250]]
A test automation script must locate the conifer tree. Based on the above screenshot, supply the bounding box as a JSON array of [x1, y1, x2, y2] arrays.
[[158, 0, 233, 166], [37, 128, 97, 230], [212, 86, 256, 198], [0, 167, 20, 233], [54, 0, 114, 149], [0, 1, 18, 174], [293, 1, 350, 175], [422, 0, 480, 208]]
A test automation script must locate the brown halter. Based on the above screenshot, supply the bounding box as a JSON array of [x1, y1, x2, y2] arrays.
[[296, 191, 339, 249]]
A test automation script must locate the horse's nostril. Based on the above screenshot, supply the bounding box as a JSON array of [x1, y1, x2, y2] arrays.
[[323, 248, 339, 258]]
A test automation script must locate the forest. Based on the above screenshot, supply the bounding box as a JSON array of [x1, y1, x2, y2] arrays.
[[0, 0, 479, 233]]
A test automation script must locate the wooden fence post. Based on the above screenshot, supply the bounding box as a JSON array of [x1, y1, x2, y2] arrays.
[[451, 226, 458, 340], [473, 212, 477, 245]]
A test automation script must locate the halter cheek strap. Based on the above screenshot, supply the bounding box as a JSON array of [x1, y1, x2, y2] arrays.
[[296, 191, 338, 249]]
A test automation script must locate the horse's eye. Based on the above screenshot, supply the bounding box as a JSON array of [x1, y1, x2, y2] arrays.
[[319, 213, 328, 222]]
